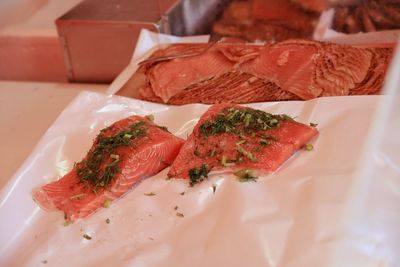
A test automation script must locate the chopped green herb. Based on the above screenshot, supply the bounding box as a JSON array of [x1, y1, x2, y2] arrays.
[[103, 200, 112, 208], [174, 206, 178, 210], [176, 212, 184, 217], [83, 234, 92, 240], [189, 164, 210, 186], [310, 122, 318, 127], [199, 107, 290, 138], [212, 184, 217, 194], [63, 221, 70, 227], [144, 192, 156, 196], [76, 120, 147, 190], [106, 218, 110, 224], [145, 114, 154, 122], [234, 169, 258, 182], [303, 143, 314, 151], [70, 193, 86, 200]]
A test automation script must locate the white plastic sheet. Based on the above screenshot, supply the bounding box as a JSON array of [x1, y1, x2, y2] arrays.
[[0, 91, 399, 267]]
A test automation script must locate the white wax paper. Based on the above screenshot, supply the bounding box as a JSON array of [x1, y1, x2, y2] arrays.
[[0, 91, 399, 267], [313, 8, 400, 45]]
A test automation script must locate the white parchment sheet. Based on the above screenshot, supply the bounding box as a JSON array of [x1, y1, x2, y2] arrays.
[[0, 92, 399, 267]]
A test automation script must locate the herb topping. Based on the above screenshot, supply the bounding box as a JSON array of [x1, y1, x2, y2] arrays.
[[199, 107, 292, 137], [76, 120, 147, 190], [189, 164, 210, 186], [83, 234, 92, 240]]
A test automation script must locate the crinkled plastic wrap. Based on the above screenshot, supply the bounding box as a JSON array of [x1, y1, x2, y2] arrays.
[[313, 8, 400, 45], [0, 88, 399, 266]]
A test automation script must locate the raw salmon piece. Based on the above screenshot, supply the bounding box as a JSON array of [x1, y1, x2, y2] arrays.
[[33, 116, 184, 222], [168, 104, 318, 183]]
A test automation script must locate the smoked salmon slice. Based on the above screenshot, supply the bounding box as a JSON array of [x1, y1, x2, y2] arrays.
[[168, 104, 318, 185], [117, 41, 392, 105], [33, 116, 184, 222]]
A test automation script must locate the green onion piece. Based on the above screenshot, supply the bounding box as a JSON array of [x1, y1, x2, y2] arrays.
[[236, 140, 246, 145], [221, 155, 235, 167], [210, 148, 216, 157], [103, 200, 112, 208], [145, 114, 154, 122], [221, 155, 227, 166], [244, 114, 252, 127], [236, 146, 257, 162], [304, 144, 314, 151], [110, 154, 120, 160], [269, 118, 279, 126], [123, 133, 132, 139], [260, 139, 270, 145]]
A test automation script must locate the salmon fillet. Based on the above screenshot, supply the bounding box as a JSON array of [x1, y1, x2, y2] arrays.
[[33, 116, 184, 222], [168, 104, 318, 185]]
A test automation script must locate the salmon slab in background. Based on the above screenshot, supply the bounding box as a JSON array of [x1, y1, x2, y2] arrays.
[[168, 104, 318, 185], [117, 40, 392, 105], [33, 116, 184, 222]]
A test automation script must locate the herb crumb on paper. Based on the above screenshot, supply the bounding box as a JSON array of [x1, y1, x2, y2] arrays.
[[83, 234, 92, 240]]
